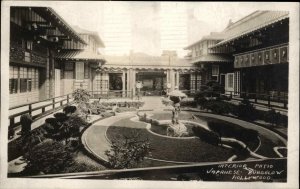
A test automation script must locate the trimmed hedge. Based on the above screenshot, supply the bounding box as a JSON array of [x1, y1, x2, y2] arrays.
[[194, 97, 287, 126], [192, 126, 220, 146]]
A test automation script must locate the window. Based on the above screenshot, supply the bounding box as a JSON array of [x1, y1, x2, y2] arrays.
[[212, 65, 219, 76], [9, 66, 18, 94], [9, 66, 39, 94], [20, 67, 27, 92], [25, 51, 31, 62], [75, 62, 84, 80], [228, 74, 234, 88]]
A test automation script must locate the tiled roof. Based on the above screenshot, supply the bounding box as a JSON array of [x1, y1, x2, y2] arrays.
[[55, 50, 104, 60], [103, 54, 197, 70], [190, 54, 233, 64], [212, 11, 289, 48], [184, 32, 224, 50]]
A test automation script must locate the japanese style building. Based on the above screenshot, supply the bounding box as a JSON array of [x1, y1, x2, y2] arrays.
[[183, 32, 233, 91], [9, 7, 88, 107], [101, 51, 201, 97], [211, 11, 289, 101], [9, 6, 201, 107], [186, 11, 289, 102], [9, 7, 289, 108]]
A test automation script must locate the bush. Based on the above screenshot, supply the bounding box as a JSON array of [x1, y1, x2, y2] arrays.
[[72, 88, 91, 104], [23, 139, 74, 175], [20, 114, 33, 134], [236, 98, 257, 121], [105, 131, 151, 169], [61, 115, 89, 138], [53, 112, 69, 123], [45, 118, 61, 132], [63, 106, 77, 115], [192, 126, 220, 146], [194, 92, 208, 109], [115, 107, 137, 113]]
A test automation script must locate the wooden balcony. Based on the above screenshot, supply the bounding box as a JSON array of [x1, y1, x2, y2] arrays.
[[234, 43, 288, 68]]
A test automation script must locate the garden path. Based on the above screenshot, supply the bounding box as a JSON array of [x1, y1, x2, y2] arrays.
[[139, 96, 172, 111], [82, 112, 136, 162]]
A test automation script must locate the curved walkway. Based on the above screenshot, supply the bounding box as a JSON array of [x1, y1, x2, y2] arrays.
[[82, 112, 136, 162], [82, 109, 287, 163]]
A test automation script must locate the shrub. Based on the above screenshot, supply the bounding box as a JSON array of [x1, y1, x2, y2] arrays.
[[105, 130, 150, 169], [263, 109, 280, 126], [45, 118, 61, 131], [23, 139, 74, 175], [72, 88, 91, 104], [236, 98, 257, 121], [62, 115, 89, 137], [53, 112, 69, 123], [20, 114, 33, 135], [194, 92, 208, 109], [115, 107, 137, 113], [63, 106, 77, 115], [192, 126, 220, 146]]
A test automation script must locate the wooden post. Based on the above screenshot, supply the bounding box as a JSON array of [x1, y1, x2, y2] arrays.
[[10, 117, 15, 128], [52, 98, 55, 109], [255, 93, 257, 103], [42, 107, 45, 113], [29, 104, 32, 116], [67, 94, 69, 103]]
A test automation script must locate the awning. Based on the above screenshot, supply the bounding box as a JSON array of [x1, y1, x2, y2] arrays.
[[211, 11, 289, 48], [190, 54, 233, 64], [55, 50, 105, 61]]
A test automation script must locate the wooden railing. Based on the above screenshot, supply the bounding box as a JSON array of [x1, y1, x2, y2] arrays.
[[225, 90, 288, 109], [9, 94, 74, 129], [166, 89, 288, 109]]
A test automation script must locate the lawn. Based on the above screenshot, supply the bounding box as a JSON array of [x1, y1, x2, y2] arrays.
[[107, 117, 235, 163]]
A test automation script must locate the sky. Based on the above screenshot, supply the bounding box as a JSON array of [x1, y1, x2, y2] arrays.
[[35, 2, 294, 57]]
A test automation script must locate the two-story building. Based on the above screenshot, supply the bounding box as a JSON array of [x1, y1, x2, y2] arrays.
[[183, 32, 233, 90], [185, 11, 289, 103], [9, 7, 87, 107], [55, 26, 105, 96], [210, 11, 289, 101]]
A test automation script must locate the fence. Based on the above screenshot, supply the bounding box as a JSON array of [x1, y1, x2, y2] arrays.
[[224, 91, 288, 109], [177, 89, 287, 109], [9, 94, 73, 129]]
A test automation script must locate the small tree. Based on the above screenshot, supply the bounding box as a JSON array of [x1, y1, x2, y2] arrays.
[[105, 131, 150, 169], [72, 88, 91, 104], [72, 88, 92, 120], [23, 139, 74, 175]]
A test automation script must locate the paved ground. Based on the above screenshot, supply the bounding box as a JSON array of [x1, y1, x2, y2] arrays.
[[82, 113, 136, 162], [139, 96, 173, 111]]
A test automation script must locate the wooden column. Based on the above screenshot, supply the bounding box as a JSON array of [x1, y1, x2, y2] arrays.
[[170, 69, 175, 91], [122, 69, 125, 97], [132, 69, 136, 97]]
